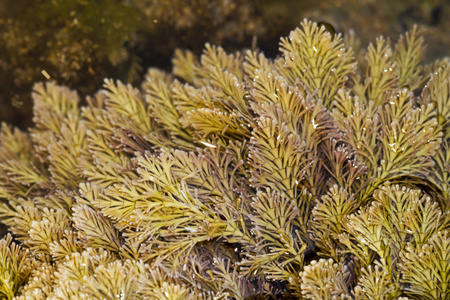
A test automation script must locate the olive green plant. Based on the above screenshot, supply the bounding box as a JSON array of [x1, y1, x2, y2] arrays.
[[0, 20, 449, 299]]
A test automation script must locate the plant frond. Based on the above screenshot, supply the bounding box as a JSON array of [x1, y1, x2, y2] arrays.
[[394, 25, 426, 89], [299, 258, 352, 300], [278, 19, 356, 108], [72, 204, 123, 252], [362, 37, 397, 105], [31, 82, 79, 134], [0, 234, 34, 299]]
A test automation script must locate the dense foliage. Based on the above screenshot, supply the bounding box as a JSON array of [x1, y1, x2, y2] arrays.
[[0, 20, 449, 299]]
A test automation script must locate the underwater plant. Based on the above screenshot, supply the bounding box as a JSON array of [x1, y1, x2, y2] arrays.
[[0, 19, 449, 299]]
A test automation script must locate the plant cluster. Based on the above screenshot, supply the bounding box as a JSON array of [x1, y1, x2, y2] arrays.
[[0, 20, 449, 299]]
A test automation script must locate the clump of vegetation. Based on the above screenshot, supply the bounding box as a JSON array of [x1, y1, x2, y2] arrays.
[[0, 19, 449, 299]]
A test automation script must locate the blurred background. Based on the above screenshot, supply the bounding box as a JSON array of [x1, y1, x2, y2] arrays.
[[1, 0, 449, 129]]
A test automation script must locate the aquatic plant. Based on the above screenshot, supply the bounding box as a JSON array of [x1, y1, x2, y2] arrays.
[[0, 19, 449, 299]]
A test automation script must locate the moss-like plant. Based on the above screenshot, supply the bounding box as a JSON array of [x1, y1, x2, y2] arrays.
[[0, 19, 449, 299]]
